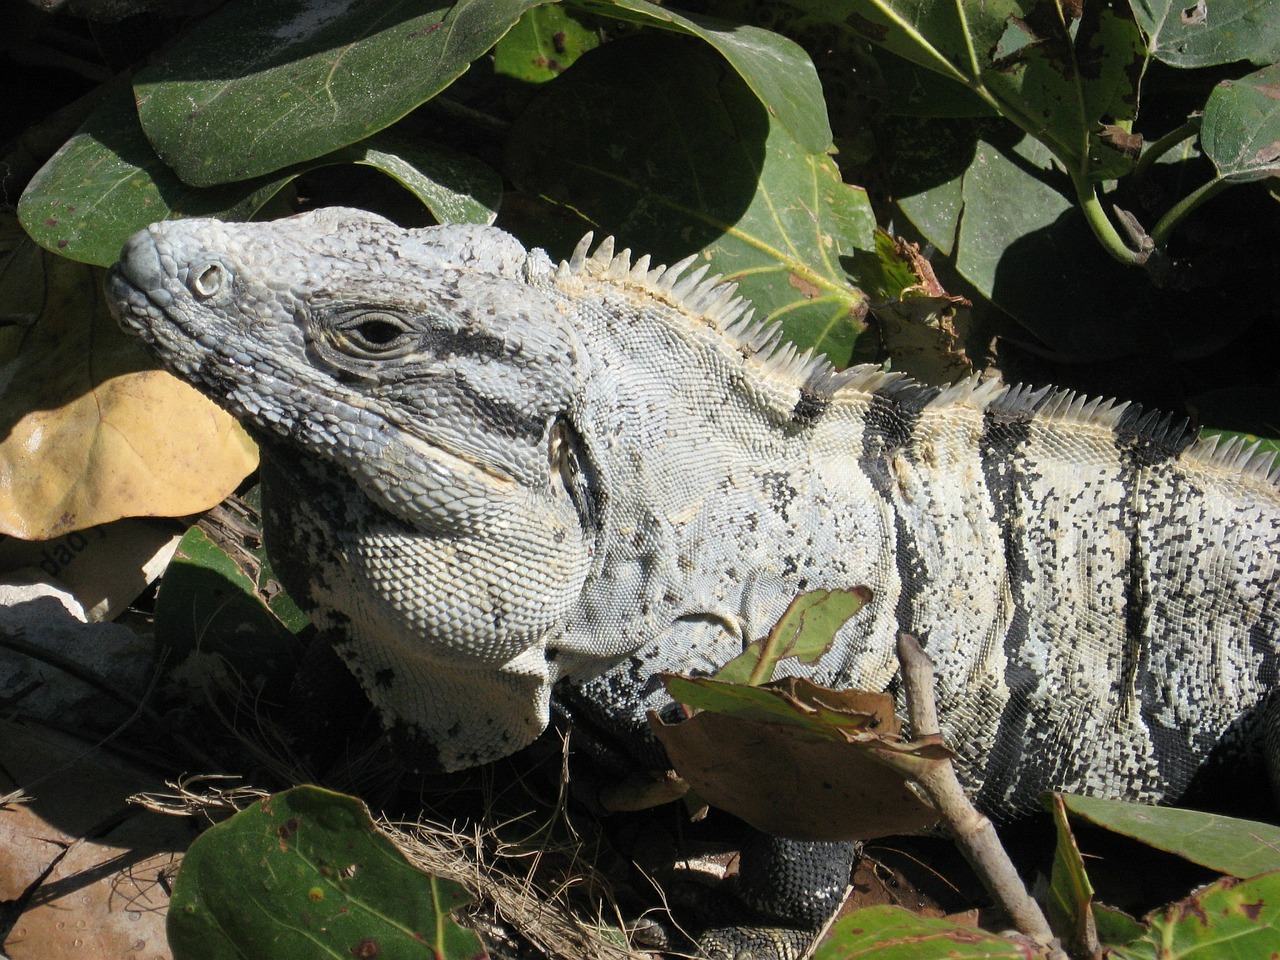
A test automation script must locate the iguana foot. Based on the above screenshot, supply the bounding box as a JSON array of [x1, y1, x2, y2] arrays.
[[698, 924, 816, 960], [697, 837, 857, 960]]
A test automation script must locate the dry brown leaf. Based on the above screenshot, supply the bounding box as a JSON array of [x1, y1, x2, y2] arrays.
[[652, 708, 940, 842], [0, 724, 187, 960], [0, 234, 256, 539], [768, 675, 901, 734], [870, 234, 975, 386]]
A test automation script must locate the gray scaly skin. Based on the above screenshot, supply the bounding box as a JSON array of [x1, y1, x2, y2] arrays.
[[108, 206, 1280, 945]]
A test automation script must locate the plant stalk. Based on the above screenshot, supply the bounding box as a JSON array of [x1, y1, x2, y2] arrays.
[[1150, 176, 1231, 247], [895, 633, 1069, 960], [1074, 177, 1149, 265], [1132, 117, 1202, 183]]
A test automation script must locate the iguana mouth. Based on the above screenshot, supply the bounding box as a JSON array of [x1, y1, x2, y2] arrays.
[[105, 264, 164, 345]]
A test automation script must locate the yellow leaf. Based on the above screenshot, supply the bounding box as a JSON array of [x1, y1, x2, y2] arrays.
[[0, 233, 256, 538]]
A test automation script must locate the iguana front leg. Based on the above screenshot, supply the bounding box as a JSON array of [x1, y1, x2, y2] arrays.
[[699, 837, 859, 960]]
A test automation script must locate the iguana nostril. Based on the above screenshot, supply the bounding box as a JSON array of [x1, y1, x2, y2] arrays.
[[189, 261, 227, 298]]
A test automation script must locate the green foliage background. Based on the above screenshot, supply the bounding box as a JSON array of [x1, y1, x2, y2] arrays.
[[9, 0, 1280, 395], [9, 0, 1280, 453]]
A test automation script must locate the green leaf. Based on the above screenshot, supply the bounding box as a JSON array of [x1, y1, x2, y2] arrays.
[[883, 116, 995, 256], [806, 0, 1145, 180], [1201, 63, 1280, 184], [17, 81, 291, 266], [1110, 871, 1280, 960], [951, 135, 1152, 356], [329, 130, 501, 224], [17, 81, 499, 266], [154, 510, 309, 697], [983, 0, 1144, 182], [567, 0, 833, 153], [812, 905, 1035, 958], [714, 587, 871, 685], [1128, 0, 1280, 67], [1045, 794, 1100, 955], [135, 0, 544, 186], [661, 673, 939, 750], [167, 785, 483, 960], [493, 4, 600, 82], [506, 34, 873, 365], [1095, 904, 1148, 950], [1057, 793, 1280, 878], [871, 44, 998, 118], [663, 675, 839, 729]]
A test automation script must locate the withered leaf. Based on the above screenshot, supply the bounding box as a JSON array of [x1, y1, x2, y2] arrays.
[[0, 233, 256, 538]]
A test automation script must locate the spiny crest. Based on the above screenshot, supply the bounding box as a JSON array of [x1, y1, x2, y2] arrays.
[[986, 386, 1169, 442], [822, 369, 1279, 482], [927, 374, 1006, 411], [1186, 432, 1280, 483], [823, 366, 1004, 413], [557, 235, 1280, 483], [558, 234, 837, 391], [826, 364, 915, 402]]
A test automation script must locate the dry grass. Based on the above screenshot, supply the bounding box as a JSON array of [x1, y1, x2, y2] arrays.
[[130, 702, 674, 960]]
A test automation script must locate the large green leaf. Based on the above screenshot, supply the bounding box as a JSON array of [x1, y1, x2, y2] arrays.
[[18, 81, 498, 267], [167, 786, 484, 960], [1128, 0, 1280, 67], [1112, 872, 1280, 960], [568, 0, 833, 153], [1201, 63, 1280, 184], [17, 82, 291, 267], [1058, 793, 1280, 879], [813, 905, 1035, 958], [136, 0, 543, 186], [506, 34, 873, 365], [795, 0, 1145, 181]]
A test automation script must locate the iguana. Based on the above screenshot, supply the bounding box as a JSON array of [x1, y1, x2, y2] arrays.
[[107, 207, 1280, 948]]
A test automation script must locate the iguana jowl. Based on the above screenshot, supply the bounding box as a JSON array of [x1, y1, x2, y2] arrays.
[[107, 206, 1280, 815]]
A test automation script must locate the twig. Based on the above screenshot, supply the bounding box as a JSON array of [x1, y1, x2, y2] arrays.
[[894, 633, 1067, 960]]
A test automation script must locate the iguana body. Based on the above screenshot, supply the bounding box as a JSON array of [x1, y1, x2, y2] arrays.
[[107, 207, 1280, 819]]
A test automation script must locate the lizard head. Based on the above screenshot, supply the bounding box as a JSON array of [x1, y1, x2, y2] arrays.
[[107, 207, 600, 769]]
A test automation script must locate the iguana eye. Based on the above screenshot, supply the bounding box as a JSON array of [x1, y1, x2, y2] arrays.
[[338, 312, 414, 356], [355, 317, 405, 345]]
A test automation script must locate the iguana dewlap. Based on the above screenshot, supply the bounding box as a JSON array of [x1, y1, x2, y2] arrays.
[[107, 206, 1280, 815]]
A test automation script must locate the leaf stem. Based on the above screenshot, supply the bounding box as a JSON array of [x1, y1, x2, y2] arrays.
[[1073, 176, 1148, 265], [1132, 116, 1202, 183], [1150, 176, 1231, 247]]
